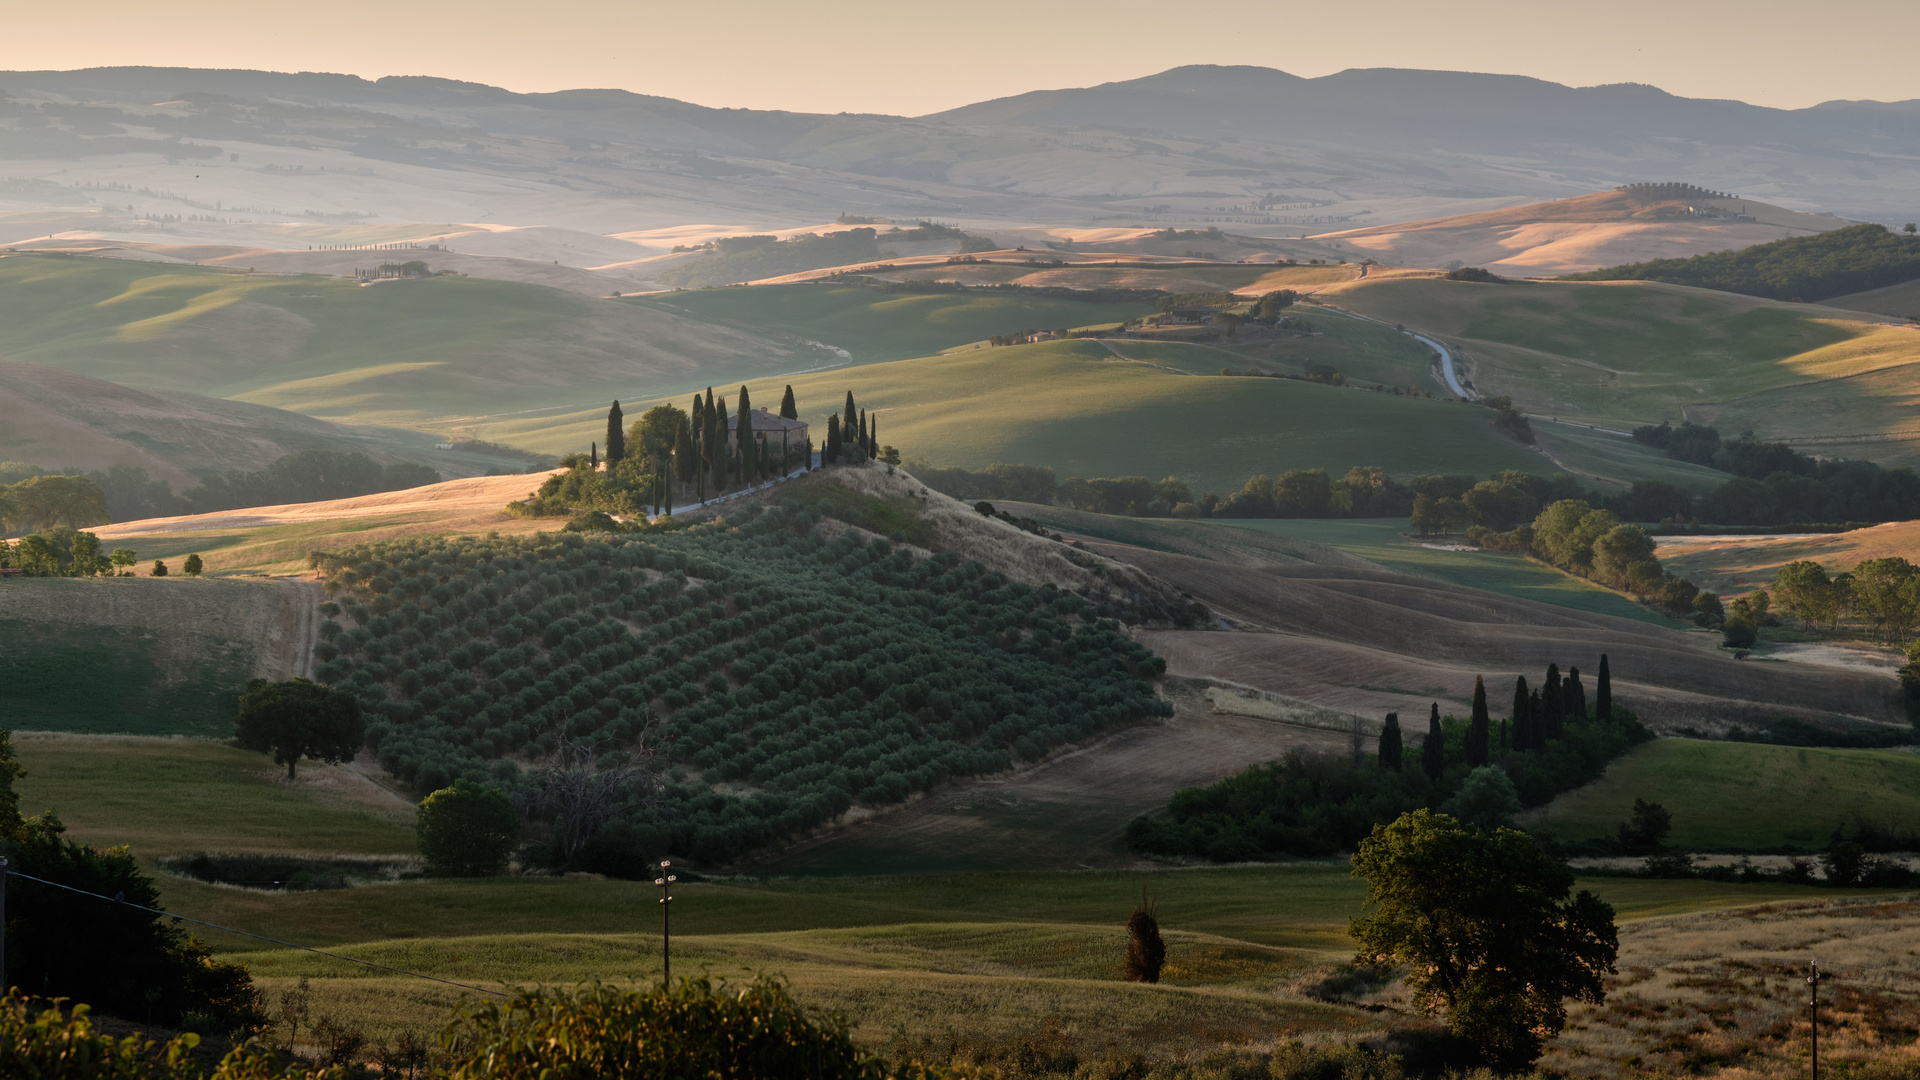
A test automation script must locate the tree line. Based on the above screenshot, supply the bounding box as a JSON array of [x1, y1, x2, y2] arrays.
[[1563, 222, 1920, 301], [513, 386, 887, 520]]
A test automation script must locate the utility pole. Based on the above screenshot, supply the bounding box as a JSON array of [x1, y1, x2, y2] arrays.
[[653, 859, 676, 986], [1807, 961, 1824, 1080]]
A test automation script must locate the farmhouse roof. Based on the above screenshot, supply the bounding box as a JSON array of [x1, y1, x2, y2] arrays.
[[728, 408, 809, 432]]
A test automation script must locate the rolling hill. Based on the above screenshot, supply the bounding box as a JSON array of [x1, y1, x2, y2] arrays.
[[0, 253, 800, 437], [0, 357, 526, 485], [1319, 273, 1920, 467], [1315, 186, 1848, 279]]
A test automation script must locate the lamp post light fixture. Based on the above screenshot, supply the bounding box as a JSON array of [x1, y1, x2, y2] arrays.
[[654, 859, 676, 985], [1807, 961, 1825, 1080]]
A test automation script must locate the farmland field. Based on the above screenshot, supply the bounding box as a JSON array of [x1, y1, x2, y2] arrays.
[[1323, 275, 1920, 464], [0, 254, 797, 432], [503, 339, 1552, 493], [1523, 738, 1920, 850], [620, 283, 1152, 363], [1004, 508, 1671, 625]]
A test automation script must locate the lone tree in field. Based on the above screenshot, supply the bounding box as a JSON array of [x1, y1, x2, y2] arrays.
[[1466, 676, 1490, 766], [604, 400, 625, 466], [1596, 654, 1612, 721], [1123, 891, 1167, 983], [1378, 712, 1402, 771], [1422, 703, 1445, 779], [417, 779, 520, 877], [779, 384, 798, 420], [151, 560, 168, 577], [1350, 809, 1618, 1070], [183, 553, 203, 576], [235, 677, 365, 780]]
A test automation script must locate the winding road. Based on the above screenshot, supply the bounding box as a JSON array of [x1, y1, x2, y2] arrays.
[[1411, 332, 1469, 398]]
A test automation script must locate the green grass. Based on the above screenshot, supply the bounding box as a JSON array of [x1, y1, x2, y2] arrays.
[[1525, 738, 1920, 850], [581, 340, 1549, 495], [622, 284, 1151, 363], [1532, 423, 1734, 492], [1331, 277, 1920, 455], [1005, 507, 1672, 625], [0, 620, 253, 736], [13, 734, 418, 856], [0, 255, 795, 435]]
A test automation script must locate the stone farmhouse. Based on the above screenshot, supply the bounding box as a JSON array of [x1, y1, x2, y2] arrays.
[[728, 408, 810, 455]]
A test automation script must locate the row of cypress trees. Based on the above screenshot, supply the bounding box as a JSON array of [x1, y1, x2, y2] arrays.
[[593, 385, 819, 512], [1375, 655, 1614, 773], [822, 391, 880, 465]]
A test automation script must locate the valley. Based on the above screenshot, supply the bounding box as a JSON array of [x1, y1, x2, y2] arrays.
[[8, 54, 1920, 1080]]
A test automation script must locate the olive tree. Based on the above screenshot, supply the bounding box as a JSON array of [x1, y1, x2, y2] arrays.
[[235, 677, 365, 780], [1350, 809, 1617, 1069], [418, 780, 520, 876]]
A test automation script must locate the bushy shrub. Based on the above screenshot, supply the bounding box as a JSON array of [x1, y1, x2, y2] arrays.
[[416, 779, 519, 877]]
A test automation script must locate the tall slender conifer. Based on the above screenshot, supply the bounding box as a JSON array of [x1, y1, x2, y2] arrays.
[[1596, 654, 1613, 721], [736, 386, 755, 480], [1378, 713, 1403, 771], [604, 401, 625, 465], [1422, 703, 1444, 779], [1511, 675, 1532, 752], [1467, 676, 1490, 766], [779, 385, 798, 419]]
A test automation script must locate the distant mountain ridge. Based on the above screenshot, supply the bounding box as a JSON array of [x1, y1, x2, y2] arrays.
[[2, 63, 1918, 225]]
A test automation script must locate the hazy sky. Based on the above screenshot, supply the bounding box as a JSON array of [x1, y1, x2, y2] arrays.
[[4, 0, 1915, 114]]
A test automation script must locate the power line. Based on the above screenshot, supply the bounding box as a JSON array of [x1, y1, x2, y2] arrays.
[[4, 868, 508, 998]]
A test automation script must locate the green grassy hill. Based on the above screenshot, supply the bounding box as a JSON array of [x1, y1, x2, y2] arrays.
[[508, 340, 1556, 492], [621, 283, 1152, 363], [0, 254, 797, 433], [1324, 276, 1920, 465], [1524, 739, 1920, 850]]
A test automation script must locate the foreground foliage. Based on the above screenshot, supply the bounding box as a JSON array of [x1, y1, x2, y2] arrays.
[[0, 732, 263, 1034], [310, 500, 1171, 863], [1350, 810, 1617, 1071]]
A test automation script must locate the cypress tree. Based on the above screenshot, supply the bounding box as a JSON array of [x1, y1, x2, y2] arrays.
[[1497, 719, 1509, 751], [1378, 712, 1402, 771], [1529, 688, 1543, 743], [844, 391, 857, 440], [1511, 675, 1531, 752], [736, 386, 755, 481], [779, 384, 798, 420], [604, 400, 625, 466], [1596, 654, 1613, 721], [1467, 675, 1490, 766], [1565, 667, 1587, 723], [858, 409, 868, 458], [869, 413, 878, 457], [674, 419, 696, 484], [826, 414, 841, 464], [590, 441, 598, 468], [1422, 703, 1444, 779], [712, 398, 730, 491], [691, 394, 705, 433], [1542, 663, 1564, 741]]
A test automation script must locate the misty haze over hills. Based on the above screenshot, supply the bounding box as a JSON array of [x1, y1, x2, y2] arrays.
[[2, 63, 1918, 236]]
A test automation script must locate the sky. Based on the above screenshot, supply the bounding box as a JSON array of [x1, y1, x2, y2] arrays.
[[2, 0, 1915, 114]]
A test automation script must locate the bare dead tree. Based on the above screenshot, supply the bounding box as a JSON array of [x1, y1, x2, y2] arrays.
[[522, 736, 665, 863]]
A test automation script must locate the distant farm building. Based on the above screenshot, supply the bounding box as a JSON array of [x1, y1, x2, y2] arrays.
[[729, 408, 809, 453]]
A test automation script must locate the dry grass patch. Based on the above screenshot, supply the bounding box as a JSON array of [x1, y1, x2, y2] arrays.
[[1544, 894, 1920, 1078]]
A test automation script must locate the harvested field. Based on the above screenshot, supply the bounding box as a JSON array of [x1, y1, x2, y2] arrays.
[[93, 471, 563, 575], [1076, 538, 1902, 730], [1656, 520, 1920, 597], [749, 680, 1352, 875], [1541, 895, 1920, 1078], [0, 575, 319, 735]]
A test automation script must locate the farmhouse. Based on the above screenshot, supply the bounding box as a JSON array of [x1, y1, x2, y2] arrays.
[[728, 407, 809, 453]]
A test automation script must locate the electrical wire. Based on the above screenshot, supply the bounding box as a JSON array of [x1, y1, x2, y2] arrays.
[[3, 868, 508, 998]]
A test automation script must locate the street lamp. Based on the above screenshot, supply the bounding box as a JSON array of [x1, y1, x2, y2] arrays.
[[653, 859, 676, 986]]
